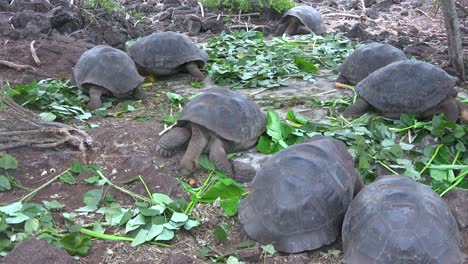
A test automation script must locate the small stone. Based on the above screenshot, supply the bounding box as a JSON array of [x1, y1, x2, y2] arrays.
[[201, 20, 225, 33], [400, 10, 409, 16], [232, 160, 256, 183], [237, 248, 262, 263], [444, 188, 468, 228]]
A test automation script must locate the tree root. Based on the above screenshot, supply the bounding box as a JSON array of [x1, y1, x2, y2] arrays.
[[0, 60, 37, 71]]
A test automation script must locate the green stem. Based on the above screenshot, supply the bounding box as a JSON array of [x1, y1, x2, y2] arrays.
[[138, 175, 153, 201], [184, 170, 216, 215], [18, 168, 71, 203], [80, 228, 169, 247], [96, 170, 151, 203], [378, 161, 399, 175], [419, 144, 444, 175], [440, 170, 468, 197]]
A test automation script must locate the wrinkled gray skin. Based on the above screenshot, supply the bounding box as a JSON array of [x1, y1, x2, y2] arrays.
[[157, 88, 266, 176], [128, 31, 209, 81], [73, 45, 145, 110], [275, 6, 326, 36], [336, 43, 408, 85], [238, 135, 364, 253], [344, 60, 468, 124], [342, 175, 466, 264]]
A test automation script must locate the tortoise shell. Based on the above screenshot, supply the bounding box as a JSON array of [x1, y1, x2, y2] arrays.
[[177, 88, 266, 150], [127, 31, 208, 76], [73, 45, 143, 97], [357, 60, 458, 114], [238, 135, 362, 253], [342, 175, 465, 263], [280, 6, 326, 35], [337, 43, 407, 85]]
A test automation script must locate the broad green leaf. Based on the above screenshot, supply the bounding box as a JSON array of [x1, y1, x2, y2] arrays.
[[60, 233, 92, 256], [170, 212, 188, 223], [0, 176, 11, 191], [59, 172, 76, 185], [39, 112, 57, 121], [93, 221, 105, 233], [155, 228, 174, 241], [213, 226, 228, 241], [0, 154, 18, 170], [0, 202, 22, 215], [24, 218, 40, 234], [146, 224, 164, 241], [43, 200, 64, 211], [83, 189, 103, 208], [183, 219, 199, 230], [131, 229, 149, 247], [6, 213, 29, 224], [152, 193, 173, 205], [261, 244, 276, 256]]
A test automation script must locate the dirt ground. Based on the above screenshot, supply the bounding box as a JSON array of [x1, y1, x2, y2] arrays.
[[1, 0, 467, 263]]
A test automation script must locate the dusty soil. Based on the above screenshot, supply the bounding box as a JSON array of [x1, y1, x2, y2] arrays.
[[0, 0, 467, 263]]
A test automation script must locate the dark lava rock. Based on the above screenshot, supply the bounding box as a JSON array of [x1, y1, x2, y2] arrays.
[[372, 0, 393, 12], [49, 6, 82, 34], [344, 23, 372, 40], [238, 248, 262, 263], [0, 0, 10, 11], [11, 10, 51, 38], [403, 42, 437, 58], [185, 15, 202, 36], [232, 160, 256, 183], [401, 10, 409, 16], [161, 254, 203, 264], [4, 237, 75, 264], [202, 19, 225, 33], [11, 0, 53, 13], [444, 188, 468, 228]]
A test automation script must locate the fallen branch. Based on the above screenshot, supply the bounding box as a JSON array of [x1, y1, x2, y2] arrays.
[[30, 40, 41, 66], [0, 60, 36, 71], [0, 83, 92, 162], [322, 12, 376, 22], [197, 1, 204, 17]]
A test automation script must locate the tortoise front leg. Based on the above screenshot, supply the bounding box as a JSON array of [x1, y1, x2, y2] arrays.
[[88, 85, 105, 110], [157, 127, 191, 157], [455, 99, 468, 124], [343, 97, 370, 118], [185, 62, 205, 82], [421, 98, 459, 122], [285, 17, 299, 36], [133, 85, 146, 100], [209, 137, 233, 177], [179, 124, 208, 176], [274, 22, 289, 36], [294, 25, 312, 35]]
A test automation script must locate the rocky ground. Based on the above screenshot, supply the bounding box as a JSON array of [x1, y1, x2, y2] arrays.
[[0, 0, 467, 263]]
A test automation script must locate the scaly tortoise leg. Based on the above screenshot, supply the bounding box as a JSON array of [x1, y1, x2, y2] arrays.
[[208, 137, 233, 177], [343, 97, 370, 118], [179, 124, 208, 176], [421, 98, 459, 122], [274, 22, 289, 36], [185, 62, 205, 82], [88, 85, 105, 110], [132, 85, 146, 101], [157, 127, 191, 157]]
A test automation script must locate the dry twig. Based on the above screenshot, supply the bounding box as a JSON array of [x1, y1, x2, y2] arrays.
[[0, 60, 36, 71], [30, 40, 41, 66]]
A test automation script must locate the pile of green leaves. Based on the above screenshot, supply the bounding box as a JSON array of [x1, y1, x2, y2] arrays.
[[0, 161, 199, 256], [181, 154, 245, 217], [257, 107, 468, 195], [0, 154, 20, 192], [6, 79, 139, 122], [204, 31, 353, 88], [201, 0, 295, 13], [6, 79, 91, 121]]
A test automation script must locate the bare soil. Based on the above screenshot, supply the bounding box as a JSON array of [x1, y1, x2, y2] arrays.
[[0, 0, 467, 263]]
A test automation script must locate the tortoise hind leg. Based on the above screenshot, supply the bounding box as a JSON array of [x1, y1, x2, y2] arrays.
[[185, 62, 205, 82], [88, 85, 106, 110], [343, 97, 370, 118], [179, 124, 209, 176], [421, 98, 459, 122], [455, 99, 468, 124], [132, 86, 146, 100], [208, 137, 233, 177], [157, 127, 191, 157]]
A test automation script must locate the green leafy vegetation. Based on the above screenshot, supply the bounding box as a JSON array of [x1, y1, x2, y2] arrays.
[[84, 0, 123, 12], [6, 79, 138, 121], [201, 0, 295, 13], [204, 31, 353, 88], [257, 102, 468, 195], [0, 162, 197, 256], [0, 154, 21, 192]]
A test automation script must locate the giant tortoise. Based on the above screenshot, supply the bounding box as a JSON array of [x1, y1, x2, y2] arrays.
[[238, 135, 363, 253], [157, 88, 266, 176], [336, 43, 407, 85], [127, 32, 209, 81], [73, 45, 145, 110], [342, 175, 465, 264], [343, 60, 468, 123], [275, 6, 326, 36]]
